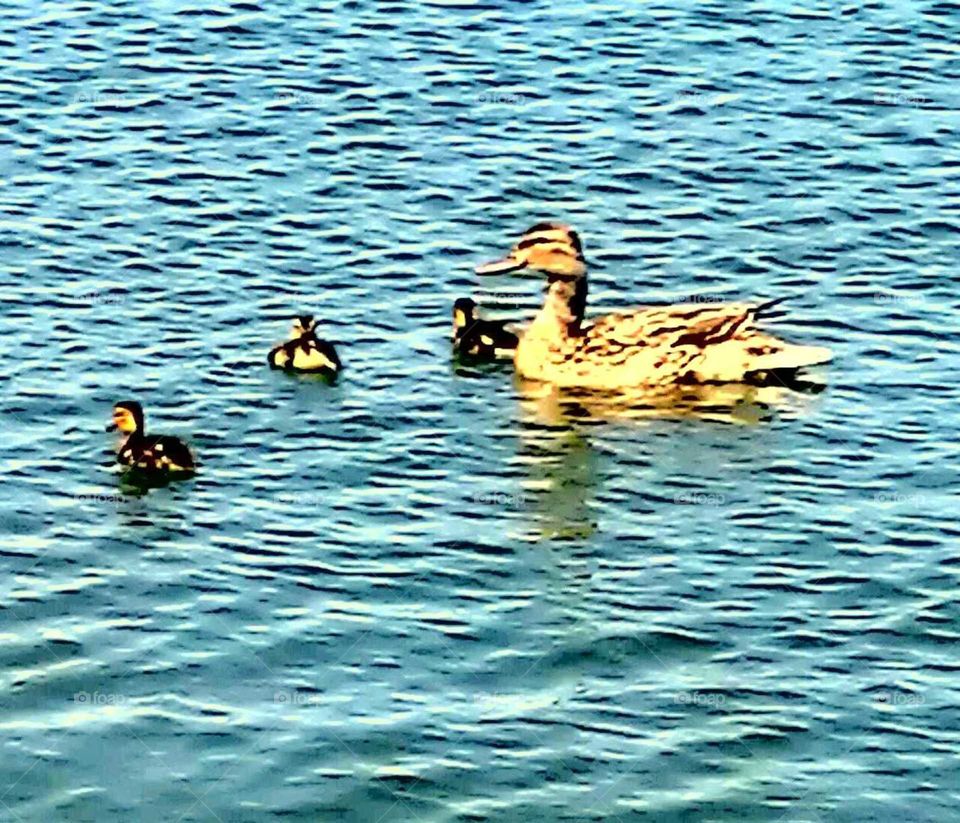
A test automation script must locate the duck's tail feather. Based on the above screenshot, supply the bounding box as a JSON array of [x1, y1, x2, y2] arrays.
[[751, 296, 790, 317]]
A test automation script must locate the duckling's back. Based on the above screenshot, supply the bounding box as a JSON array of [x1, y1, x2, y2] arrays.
[[269, 331, 341, 375]]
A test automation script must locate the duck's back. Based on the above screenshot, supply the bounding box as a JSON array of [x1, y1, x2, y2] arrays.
[[119, 434, 194, 472], [290, 337, 340, 373], [269, 335, 340, 374], [518, 302, 829, 387], [457, 321, 519, 360], [148, 435, 195, 470], [586, 303, 756, 344]]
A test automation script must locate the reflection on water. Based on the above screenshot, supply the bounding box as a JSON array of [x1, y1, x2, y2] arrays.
[[115, 468, 194, 498], [517, 427, 599, 542], [515, 372, 828, 427], [3, 0, 955, 817], [512, 372, 828, 543]]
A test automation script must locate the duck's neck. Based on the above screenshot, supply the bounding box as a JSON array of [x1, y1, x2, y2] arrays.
[[530, 275, 588, 340], [123, 428, 145, 447]]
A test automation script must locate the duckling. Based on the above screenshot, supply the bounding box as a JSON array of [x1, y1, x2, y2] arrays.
[[268, 315, 341, 378], [106, 401, 195, 473], [476, 222, 831, 389], [452, 297, 519, 361]]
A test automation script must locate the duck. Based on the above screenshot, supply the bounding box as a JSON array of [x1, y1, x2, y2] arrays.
[[268, 315, 341, 378], [475, 222, 832, 389], [452, 297, 519, 361], [106, 400, 195, 473]]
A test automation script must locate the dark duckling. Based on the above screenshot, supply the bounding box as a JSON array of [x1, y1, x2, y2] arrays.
[[452, 298, 519, 361], [268, 315, 342, 378], [106, 400, 195, 473]]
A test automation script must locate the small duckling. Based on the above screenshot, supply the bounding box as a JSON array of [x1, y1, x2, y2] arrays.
[[268, 315, 342, 378], [452, 298, 519, 361], [106, 400, 195, 473]]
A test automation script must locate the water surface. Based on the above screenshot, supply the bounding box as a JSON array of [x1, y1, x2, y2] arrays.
[[2, 1, 959, 820]]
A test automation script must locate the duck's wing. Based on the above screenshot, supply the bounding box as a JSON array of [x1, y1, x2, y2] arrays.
[[268, 342, 292, 368], [456, 322, 517, 360], [145, 435, 195, 471], [457, 326, 495, 358], [490, 321, 520, 348], [478, 320, 519, 350], [292, 337, 340, 372], [586, 301, 773, 348], [317, 339, 342, 369], [585, 300, 829, 382]]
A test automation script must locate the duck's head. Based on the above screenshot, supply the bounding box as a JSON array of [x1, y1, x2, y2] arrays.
[[292, 315, 317, 338], [107, 400, 144, 434], [453, 298, 477, 335], [476, 223, 586, 280]]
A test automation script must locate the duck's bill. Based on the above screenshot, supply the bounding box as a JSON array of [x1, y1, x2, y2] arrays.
[[105, 421, 117, 432], [475, 257, 526, 276]]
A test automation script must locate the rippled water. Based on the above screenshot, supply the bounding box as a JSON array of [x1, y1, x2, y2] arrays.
[[2, 1, 959, 820]]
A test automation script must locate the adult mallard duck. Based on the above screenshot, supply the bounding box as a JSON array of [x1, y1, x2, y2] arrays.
[[476, 223, 831, 389], [106, 401, 195, 473], [452, 297, 519, 361], [268, 315, 341, 378]]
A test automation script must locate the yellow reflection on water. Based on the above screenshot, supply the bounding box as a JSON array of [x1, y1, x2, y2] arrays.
[[511, 374, 826, 543]]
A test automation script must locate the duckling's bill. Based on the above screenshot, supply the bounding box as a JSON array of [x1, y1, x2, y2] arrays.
[[475, 256, 526, 275]]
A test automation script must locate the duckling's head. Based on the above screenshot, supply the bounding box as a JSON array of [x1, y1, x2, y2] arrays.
[[476, 223, 586, 279], [108, 400, 144, 434], [292, 315, 317, 338], [453, 298, 477, 334]]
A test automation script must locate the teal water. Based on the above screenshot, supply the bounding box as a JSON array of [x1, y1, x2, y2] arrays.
[[2, 1, 960, 821]]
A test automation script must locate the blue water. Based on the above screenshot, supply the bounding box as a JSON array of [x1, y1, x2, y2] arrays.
[[2, 1, 959, 820]]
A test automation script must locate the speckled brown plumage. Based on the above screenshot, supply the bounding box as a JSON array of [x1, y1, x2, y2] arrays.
[[476, 223, 831, 389]]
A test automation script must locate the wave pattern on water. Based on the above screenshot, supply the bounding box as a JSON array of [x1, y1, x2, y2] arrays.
[[1, 0, 959, 821]]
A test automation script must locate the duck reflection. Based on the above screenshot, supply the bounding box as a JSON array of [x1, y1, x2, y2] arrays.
[[515, 372, 825, 427], [517, 427, 599, 542], [511, 372, 825, 542]]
